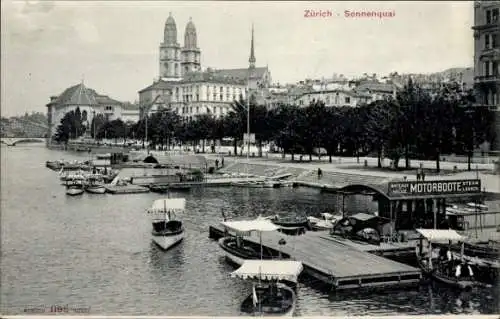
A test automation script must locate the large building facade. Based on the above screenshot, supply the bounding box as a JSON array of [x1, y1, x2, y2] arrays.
[[46, 83, 139, 138], [473, 0, 499, 109], [472, 0, 499, 150], [140, 15, 271, 119]]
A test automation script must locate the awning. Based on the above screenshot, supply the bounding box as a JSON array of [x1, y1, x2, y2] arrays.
[[221, 219, 279, 236], [416, 229, 466, 242], [231, 260, 303, 283], [147, 198, 186, 213]]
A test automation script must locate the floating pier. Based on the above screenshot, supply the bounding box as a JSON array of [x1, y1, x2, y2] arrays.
[[209, 225, 422, 290], [105, 184, 150, 194]]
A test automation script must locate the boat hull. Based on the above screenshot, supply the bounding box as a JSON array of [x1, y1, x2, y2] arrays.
[[417, 257, 475, 290], [240, 283, 296, 317], [66, 188, 84, 196], [152, 232, 184, 251], [85, 186, 106, 194]]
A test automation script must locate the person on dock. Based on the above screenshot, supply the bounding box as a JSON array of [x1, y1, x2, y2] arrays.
[[215, 159, 219, 169], [317, 168, 323, 180], [221, 157, 224, 167]]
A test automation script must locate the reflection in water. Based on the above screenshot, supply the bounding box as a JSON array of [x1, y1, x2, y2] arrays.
[[1, 145, 498, 316]]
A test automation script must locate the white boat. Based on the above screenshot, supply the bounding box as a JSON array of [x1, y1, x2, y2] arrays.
[[231, 260, 303, 316], [218, 219, 286, 266], [147, 198, 185, 251], [66, 186, 84, 196], [65, 176, 85, 196], [84, 174, 107, 194], [308, 212, 342, 231]]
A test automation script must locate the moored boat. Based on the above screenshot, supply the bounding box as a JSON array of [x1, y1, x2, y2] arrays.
[[84, 174, 107, 194], [218, 219, 290, 266], [415, 228, 479, 290], [65, 176, 85, 196], [231, 260, 303, 316], [270, 215, 313, 231], [308, 212, 342, 231], [147, 198, 185, 251]]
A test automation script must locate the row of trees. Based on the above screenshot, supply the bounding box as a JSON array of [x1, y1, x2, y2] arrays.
[[54, 79, 496, 171]]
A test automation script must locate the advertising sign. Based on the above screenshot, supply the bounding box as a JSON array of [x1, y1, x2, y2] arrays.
[[388, 179, 481, 197]]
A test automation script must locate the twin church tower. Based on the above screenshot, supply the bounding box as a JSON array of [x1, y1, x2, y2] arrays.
[[159, 13, 201, 80]]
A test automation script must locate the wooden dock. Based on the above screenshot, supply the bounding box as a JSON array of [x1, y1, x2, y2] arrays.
[[209, 225, 422, 290]]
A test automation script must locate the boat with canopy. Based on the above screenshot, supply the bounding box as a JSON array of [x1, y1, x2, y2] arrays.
[[415, 228, 478, 290], [65, 175, 85, 196], [147, 198, 185, 251], [231, 260, 303, 316], [84, 174, 106, 194], [218, 219, 290, 266]]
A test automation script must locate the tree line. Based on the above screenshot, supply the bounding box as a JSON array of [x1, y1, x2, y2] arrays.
[[53, 79, 496, 172]]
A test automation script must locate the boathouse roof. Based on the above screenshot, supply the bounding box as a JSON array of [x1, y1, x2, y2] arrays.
[[337, 178, 483, 201], [130, 153, 207, 168]]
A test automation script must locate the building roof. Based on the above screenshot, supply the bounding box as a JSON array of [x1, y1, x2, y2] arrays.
[[95, 95, 121, 105], [138, 80, 175, 93], [214, 67, 269, 81], [54, 83, 98, 106]]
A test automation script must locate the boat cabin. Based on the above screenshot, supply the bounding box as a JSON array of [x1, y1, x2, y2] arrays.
[[220, 219, 289, 260], [147, 198, 185, 235]]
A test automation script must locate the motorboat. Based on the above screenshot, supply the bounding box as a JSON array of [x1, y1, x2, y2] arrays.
[[147, 198, 185, 251], [307, 212, 341, 231], [218, 219, 290, 266], [84, 174, 107, 194], [231, 260, 303, 316], [415, 228, 479, 290], [65, 176, 85, 196], [331, 213, 392, 245], [270, 215, 313, 231]]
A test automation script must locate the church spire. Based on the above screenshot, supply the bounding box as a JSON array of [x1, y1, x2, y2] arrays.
[[248, 24, 256, 69]]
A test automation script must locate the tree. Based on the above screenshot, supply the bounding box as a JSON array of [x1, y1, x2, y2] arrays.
[[53, 109, 85, 143], [364, 98, 397, 168]]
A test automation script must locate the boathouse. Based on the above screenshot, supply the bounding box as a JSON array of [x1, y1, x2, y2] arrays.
[[336, 179, 487, 232]]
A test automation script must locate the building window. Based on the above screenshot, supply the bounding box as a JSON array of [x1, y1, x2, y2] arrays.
[[484, 61, 490, 76], [196, 94, 199, 101], [213, 93, 216, 101], [485, 34, 490, 49], [345, 97, 350, 104], [487, 10, 491, 24], [493, 62, 499, 76], [220, 94, 223, 101], [493, 33, 498, 48], [196, 107, 199, 113], [493, 8, 499, 23]]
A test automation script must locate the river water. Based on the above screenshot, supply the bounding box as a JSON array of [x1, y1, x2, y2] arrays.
[[1, 144, 499, 315]]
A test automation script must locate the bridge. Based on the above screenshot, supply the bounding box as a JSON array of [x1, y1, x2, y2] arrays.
[[0, 137, 48, 146]]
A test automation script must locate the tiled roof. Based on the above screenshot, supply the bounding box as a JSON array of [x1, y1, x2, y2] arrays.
[[95, 95, 121, 105], [55, 83, 98, 106], [214, 67, 269, 81], [181, 71, 248, 85], [138, 80, 175, 93]]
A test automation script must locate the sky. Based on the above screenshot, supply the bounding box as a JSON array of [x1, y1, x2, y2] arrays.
[[1, 1, 474, 117]]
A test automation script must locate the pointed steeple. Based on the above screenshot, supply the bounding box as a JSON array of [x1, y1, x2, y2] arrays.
[[248, 24, 256, 69]]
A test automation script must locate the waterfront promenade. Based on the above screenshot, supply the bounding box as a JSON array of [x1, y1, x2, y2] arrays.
[[205, 153, 500, 194]]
